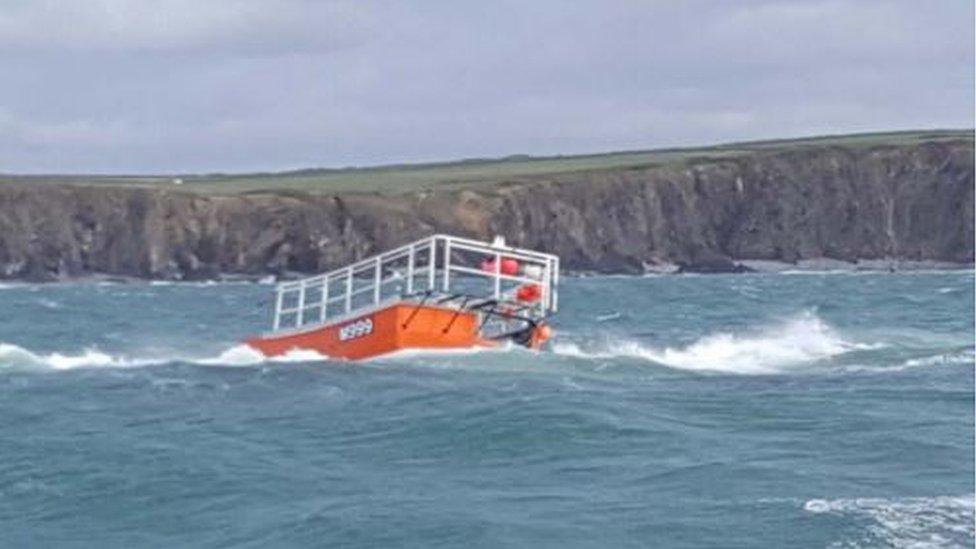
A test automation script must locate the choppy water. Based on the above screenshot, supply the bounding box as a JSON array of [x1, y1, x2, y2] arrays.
[[0, 272, 973, 548]]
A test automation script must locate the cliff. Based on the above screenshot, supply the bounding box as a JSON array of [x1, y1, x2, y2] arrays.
[[0, 132, 972, 280]]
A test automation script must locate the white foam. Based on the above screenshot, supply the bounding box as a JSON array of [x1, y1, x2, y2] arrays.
[[0, 342, 163, 370], [841, 347, 976, 374], [551, 340, 610, 360], [552, 313, 861, 374], [269, 348, 332, 363], [902, 350, 975, 368], [804, 495, 974, 548], [194, 344, 333, 366], [0, 340, 338, 371], [377, 342, 516, 362], [596, 312, 622, 322], [193, 344, 267, 366]]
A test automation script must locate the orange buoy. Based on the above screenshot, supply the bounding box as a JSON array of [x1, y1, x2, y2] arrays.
[[480, 257, 520, 276], [516, 283, 542, 302], [529, 323, 551, 349]]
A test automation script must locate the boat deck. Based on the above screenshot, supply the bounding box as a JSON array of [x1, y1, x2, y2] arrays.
[[247, 235, 559, 360]]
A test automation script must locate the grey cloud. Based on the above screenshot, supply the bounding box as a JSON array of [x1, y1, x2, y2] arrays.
[[0, 0, 972, 173], [0, 0, 366, 54]]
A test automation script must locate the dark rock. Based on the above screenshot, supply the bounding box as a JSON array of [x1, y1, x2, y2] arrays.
[[677, 251, 753, 273], [0, 138, 972, 280]]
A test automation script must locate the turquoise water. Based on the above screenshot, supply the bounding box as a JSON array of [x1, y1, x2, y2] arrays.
[[0, 272, 973, 548]]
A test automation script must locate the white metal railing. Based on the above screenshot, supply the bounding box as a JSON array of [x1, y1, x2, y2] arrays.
[[268, 234, 559, 333]]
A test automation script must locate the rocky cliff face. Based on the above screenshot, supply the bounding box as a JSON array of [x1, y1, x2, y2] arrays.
[[0, 139, 972, 280]]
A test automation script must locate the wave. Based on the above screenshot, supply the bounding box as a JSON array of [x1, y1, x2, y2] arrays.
[[0, 342, 336, 371], [191, 344, 268, 366], [0, 338, 528, 372], [552, 313, 865, 374], [194, 345, 332, 366], [595, 312, 623, 322], [0, 282, 30, 290], [1, 312, 953, 376], [902, 350, 975, 368], [36, 298, 62, 309], [371, 343, 527, 371], [0, 342, 164, 371], [804, 495, 974, 548]]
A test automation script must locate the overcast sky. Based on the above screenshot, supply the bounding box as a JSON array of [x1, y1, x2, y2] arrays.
[[0, 0, 972, 174]]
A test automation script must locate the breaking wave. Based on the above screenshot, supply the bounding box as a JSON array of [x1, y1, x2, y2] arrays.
[[0, 312, 958, 376], [552, 313, 866, 374], [901, 350, 975, 369], [0, 342, 333, 371], [195, 345, 331, 366], [804, 495, 974, 548], [0, 342, 164, 370]]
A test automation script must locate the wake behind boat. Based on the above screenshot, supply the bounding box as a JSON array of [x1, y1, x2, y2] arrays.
[[246, 234, 559, 360]]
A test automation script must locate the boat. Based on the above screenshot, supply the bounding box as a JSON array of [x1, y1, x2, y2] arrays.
[[246, 234, 560, 360]]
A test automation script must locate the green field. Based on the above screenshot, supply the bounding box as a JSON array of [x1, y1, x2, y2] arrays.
[[2, 129, 971, 195]]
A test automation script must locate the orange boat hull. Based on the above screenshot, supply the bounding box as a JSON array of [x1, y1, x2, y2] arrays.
[[246, 303, 488, 361]]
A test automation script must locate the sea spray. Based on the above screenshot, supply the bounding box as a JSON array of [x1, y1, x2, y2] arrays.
[[0, 342, 163, 370], [0, 342, 338, 371], [552, 312, 860, 374], [194, 344, 268, 366], [804, 495, 975, 548], [0, 272, 970, 547]]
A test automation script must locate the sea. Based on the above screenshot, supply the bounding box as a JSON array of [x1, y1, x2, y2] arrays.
[[0, 271, 973, 548]]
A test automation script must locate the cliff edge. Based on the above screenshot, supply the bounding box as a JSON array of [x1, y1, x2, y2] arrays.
[[0, 131, 972, 280]]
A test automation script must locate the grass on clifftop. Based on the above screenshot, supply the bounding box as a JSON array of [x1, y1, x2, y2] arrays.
[[2, 129, 971, 196]]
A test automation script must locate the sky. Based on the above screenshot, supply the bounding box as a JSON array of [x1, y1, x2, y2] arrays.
[[0, 0, 972, 174]]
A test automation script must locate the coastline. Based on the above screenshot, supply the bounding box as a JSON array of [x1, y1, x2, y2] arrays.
[[2, 131, 972, 283], [1, 261, 971, 286]]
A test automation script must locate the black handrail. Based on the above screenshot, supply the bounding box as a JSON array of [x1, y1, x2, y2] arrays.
[[401, 290, 433, 329], [441, 296, 471, 334]]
